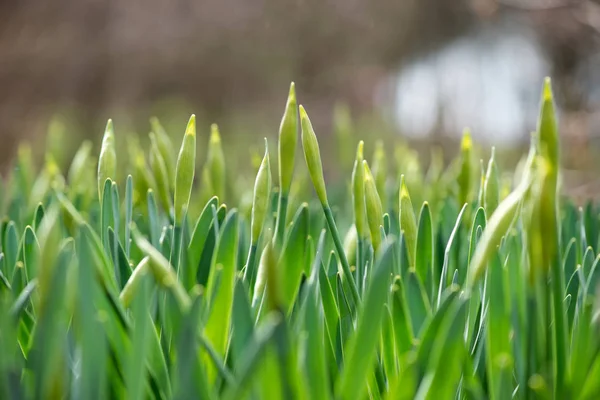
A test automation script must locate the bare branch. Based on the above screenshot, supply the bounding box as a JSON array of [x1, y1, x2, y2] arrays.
[[495, 0, 583, 10]]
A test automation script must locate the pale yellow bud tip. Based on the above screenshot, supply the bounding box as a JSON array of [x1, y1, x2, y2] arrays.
[[400, 174, 409, 198], [185, 115, 196, 136], [357, 140, 364, 159], [461, 128, 472, 150], [210, 124, 221, 143], [363, 160, 372, 181], [543, 77, 553, 101], [299, 105, 308, 121]]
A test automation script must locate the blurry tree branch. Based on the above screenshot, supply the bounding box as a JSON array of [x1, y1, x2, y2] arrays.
[[495, 0, 583, 10]]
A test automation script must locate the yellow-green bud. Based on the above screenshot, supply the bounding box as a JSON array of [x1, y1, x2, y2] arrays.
[[334, 102, 353, 166], [98, 119, 117, 200], [149, 132, 173, 213], [17, 143, 34, 197], [352, 141, 367, 239], [174, 115, 197, 225], [403, 149, 422, 201], [68, 141, 92, 188], [252, 240, 277, 308], [207, 124, 226, 201], [521, 132, 539, 187], [128, 137, 157, 206], [363, 160, 383, 251], [399, 175, 417, 268], [468, 174, 533, 288], [200, 166, 215, 205], [251, 139, 272, 244], [538, 78, 559, 172], [484, 147, 500, 215], [119, 257, 151, 308], [150, 117, 176, 184], [343, 224, 358, 268], [36, 205, 61, 316], [47, 117, 67, 165], [477, 159, 485, 208], [279, 82, 298, 195], [536, 78, 560, 269], [371, 140, 387, 209], [525, 157, 546, 284], [300, 105, 328, 206], [457, 128, 473, 206], [426, 146, 444, 182]]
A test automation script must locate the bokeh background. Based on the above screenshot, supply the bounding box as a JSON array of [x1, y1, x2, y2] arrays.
[[1, 0, 600, 196]]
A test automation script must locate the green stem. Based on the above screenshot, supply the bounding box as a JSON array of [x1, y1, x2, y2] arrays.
[[374, 357, 385, 396], [243, 243, 258, 287], [170, 225, 182, 273], [551, 253, 567, 398], [198, 332, 237, 388], [323, 206, 360, 305], [357, 237, 365, 294], [274, 194, 288, 246], [525, 293, 536, 400], [119, 258, 151, 308]]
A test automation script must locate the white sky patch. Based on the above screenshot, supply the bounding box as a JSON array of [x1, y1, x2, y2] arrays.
[[391, 24, 549, 144]]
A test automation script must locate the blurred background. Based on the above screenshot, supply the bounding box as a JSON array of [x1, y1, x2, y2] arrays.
[[1, 0, 600, 197]]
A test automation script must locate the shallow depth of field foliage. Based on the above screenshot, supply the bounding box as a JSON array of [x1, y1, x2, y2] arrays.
[[1, 78, 600, 400]]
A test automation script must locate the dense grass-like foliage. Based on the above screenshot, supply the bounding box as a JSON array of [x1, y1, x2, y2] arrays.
[[1, 79, 599, 399]]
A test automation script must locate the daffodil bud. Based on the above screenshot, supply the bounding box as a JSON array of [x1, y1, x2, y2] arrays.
[[174, 115, 196, 225], [363, 160, 383, 251], [150, 117, 176, 183], [334, 102, 353, 166], [477, 159, 485, 208], [468, 173, 532, 288], [128, 137, 157, 206], [371, 140, 387, 209], [399, 175, 417, 268], [521, 132, 539, 188], [484, 147, 500, 215], [352, 141, 367, 239], [457, 128, 473, 206], [98, 119, 116, 200], [252, 240, 278, 308], [279, 82, 298, 195], [17, 143, 34, 198], [68, 140, 92, 189], [538, 78, 559, 173], [537, 78, 560, 269], [200, 166, 215, 205], [525, 157, 545, 284], [36, 205, 61, 316], [149, 132, 173, 213], [300, 105, 328, 206], [251, 139, 272, 244], [343, 224, 358, 268], [207, 124, 226, 201], [47, 117, 67, 165]]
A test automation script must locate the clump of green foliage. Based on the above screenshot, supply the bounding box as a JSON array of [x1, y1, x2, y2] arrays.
[[1, 79, 599, 399]]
